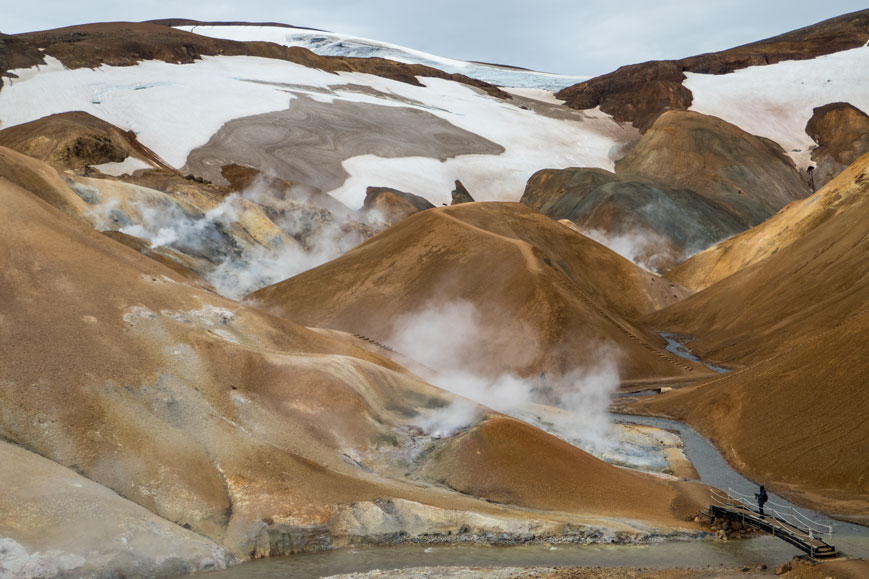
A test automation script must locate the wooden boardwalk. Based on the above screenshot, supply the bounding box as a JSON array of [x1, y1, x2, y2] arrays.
[[710, 489, 836, 558]]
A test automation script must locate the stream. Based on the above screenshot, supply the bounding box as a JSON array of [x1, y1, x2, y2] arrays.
[[611, 414, 869, 559], [190, 333, 865, 577], [659, 332, 730, 374], [192, 411, 867, 579]]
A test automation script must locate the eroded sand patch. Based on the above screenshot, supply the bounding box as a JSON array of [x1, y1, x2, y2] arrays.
[[183, 95, 503, 190]]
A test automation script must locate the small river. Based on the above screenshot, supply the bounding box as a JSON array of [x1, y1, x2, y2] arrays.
[[612, 414, 869, 559]]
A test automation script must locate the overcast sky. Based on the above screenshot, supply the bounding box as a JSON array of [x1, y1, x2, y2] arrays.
[[4, 1, 866, 76]]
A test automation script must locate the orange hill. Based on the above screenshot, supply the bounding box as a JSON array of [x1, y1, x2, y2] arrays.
[[634, 155, 869, 517], [670, 152, 869, 291], [424, 416, 707, 525], [248, 202, 710, 389]]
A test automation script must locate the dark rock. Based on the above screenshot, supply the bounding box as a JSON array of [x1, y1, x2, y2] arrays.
[[221, 163, 261, 191], [450, 180, 475, 205], [363, 186, 435, 225], [805, 102, 869, 188], [556, 61, 691, 131]]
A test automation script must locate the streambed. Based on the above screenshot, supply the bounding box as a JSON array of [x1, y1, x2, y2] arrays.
[[192, 538, 798, 579]]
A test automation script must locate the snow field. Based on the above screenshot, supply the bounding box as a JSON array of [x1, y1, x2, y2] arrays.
[[1, 55, 630, 208], [686, 45, 869, 169], [176, 24, 588, 90]]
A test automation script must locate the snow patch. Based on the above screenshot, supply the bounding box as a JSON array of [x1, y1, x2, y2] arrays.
[[93, 156, 153, 176], [686, 45, 869, 169]]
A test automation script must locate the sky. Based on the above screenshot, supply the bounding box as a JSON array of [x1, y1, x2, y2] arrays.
[[3, 1, 866, 76]]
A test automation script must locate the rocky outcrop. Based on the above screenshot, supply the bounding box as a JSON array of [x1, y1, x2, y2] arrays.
[[520, 111, 809, 270], [555, 61, 692, 132], [450, 180, 475, 205], [615, 111, 809, 225], [0, 110, 169, 171], [220, 163, 261, 191], [363, 186, 435, 225], [805, 102, 869, 188], [556, 10, 869, 129], [0, 31, 45, 83]]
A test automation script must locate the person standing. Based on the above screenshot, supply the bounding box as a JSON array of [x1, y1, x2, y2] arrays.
[[755, 485, 769, 516]]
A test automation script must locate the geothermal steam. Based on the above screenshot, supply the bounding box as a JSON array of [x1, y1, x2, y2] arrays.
[[389, 299, 620, 452], [88, 177, 373, 299]]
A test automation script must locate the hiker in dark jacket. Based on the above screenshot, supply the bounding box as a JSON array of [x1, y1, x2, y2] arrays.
[[755, 485, 769, 516]]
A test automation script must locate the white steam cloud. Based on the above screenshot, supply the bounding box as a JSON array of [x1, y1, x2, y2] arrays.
[[81, 176, 376, 300], [583, 227, 675, 274], [388, 299, 620, 452]]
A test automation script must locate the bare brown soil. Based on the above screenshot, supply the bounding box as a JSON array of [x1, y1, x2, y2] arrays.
[[0, 110, 171, 171], [424, 416, 708, 525], [670, 153, 869, 290], [631, 157, 869, 516], [0, 145, 90, 217], [248, 202, 709, 386]]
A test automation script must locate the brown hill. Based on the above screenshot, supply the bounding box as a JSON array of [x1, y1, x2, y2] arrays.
[[669, 153, 869, 290], [520, 111, 809, 269], [522, 168, 744, 272], [616, 111, 809, 224], [555, 10, 869, 129], [424, 416, 707, 524], [2, 21, 508, 99], [0, 110, 170, 171], [634, 311, 868, 518], [805, 102, 869, 189], [631, 155, 869, 515], [0, 145, 90, 217], [248, 202, 707, 388]]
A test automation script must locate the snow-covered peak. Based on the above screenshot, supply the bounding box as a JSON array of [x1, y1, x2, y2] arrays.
[[175, 24, 588, 91]]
